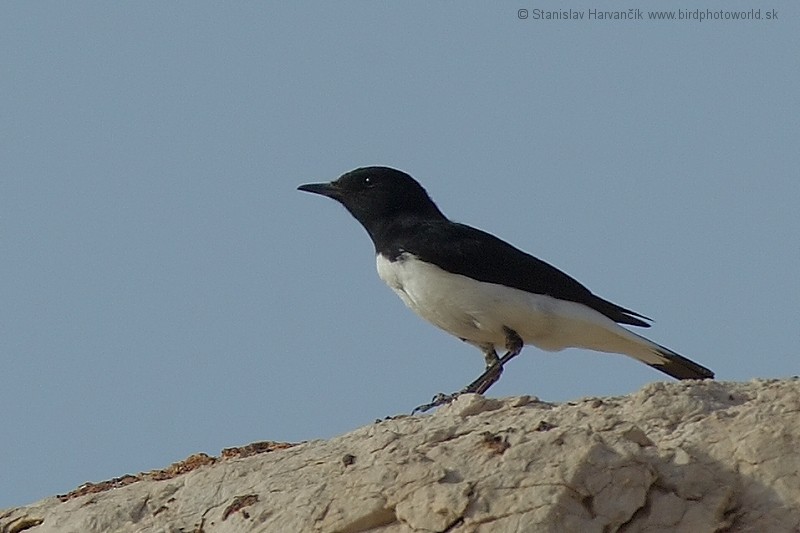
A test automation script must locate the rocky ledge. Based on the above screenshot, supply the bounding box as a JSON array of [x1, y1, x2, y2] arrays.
[[2, 379, 798, 533]]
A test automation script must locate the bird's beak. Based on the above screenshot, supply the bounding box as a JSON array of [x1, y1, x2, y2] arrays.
[[297, 181, 340, 198]]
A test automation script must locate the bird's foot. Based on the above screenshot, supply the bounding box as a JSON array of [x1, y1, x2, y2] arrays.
[[412, 362, 504, 414], [412, 392, 459, 414], [413, 327, 523, 414]]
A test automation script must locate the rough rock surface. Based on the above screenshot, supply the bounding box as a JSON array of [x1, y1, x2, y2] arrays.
[[2, 379, 799, 533]]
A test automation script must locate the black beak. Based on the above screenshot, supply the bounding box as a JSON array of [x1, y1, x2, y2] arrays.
[[297, 182, 339, 198]]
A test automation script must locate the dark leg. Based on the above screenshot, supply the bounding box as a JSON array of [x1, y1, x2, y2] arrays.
[[413, 327, 524, 413], [462, 327, 523, 395]]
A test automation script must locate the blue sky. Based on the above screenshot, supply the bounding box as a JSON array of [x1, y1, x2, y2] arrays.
[[2, 2, 798, 509]]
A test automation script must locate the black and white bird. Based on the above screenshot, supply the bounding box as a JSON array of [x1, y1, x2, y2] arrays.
[[298, 166, 713, 410]]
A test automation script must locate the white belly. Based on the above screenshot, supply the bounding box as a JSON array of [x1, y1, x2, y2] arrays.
[[376, 252, 565, 350], [375, 252, 674, 366]]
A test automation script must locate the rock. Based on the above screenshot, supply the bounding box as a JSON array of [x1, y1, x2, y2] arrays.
[[2, 379, 799, 532]]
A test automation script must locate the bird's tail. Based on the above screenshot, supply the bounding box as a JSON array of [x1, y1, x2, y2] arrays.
[[592, 320, 714, 380], [541, 300, 714, 380], [644, 342, 714, 380]]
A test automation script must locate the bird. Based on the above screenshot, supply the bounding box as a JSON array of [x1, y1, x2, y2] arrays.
[[298, 166, 714, 411]]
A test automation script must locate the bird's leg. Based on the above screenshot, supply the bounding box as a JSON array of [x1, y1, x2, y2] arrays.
[[462, 327, 523, 395], [413, 328, 523, 414], [483, 347, 500, 368]]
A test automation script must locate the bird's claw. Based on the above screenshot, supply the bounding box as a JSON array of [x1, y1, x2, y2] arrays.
[[412, 392, 459, 414]]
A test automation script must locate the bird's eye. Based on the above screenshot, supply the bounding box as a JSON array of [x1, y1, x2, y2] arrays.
[[363, 177, 372, 186]]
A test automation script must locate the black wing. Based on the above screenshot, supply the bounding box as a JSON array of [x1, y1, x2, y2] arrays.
[[381, 219, 651, 328]]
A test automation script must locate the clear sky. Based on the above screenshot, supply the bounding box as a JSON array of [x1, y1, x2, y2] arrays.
[[2, 2, 798, 509]]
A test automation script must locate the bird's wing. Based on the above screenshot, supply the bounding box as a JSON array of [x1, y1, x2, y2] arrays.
[[386, 220, 651, 328]]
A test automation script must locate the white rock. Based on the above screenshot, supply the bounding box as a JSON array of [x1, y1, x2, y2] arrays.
[[2, 379, 799, 532]]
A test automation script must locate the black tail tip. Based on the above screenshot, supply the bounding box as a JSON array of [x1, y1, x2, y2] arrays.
[[651, 349, 715, 380]]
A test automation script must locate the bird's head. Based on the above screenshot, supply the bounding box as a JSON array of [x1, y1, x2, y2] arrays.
[[298, 166, 444, 236]]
